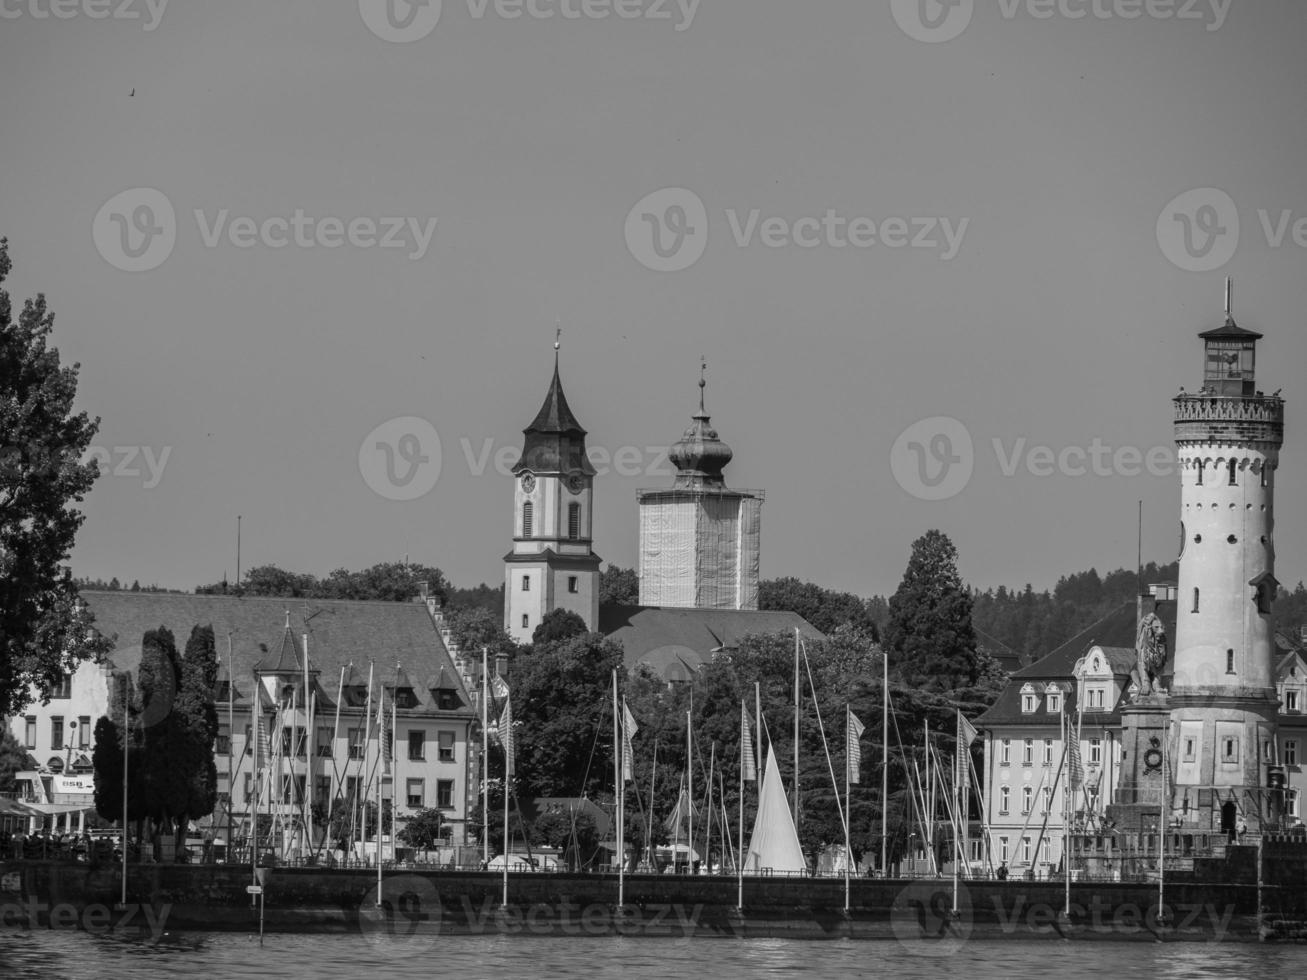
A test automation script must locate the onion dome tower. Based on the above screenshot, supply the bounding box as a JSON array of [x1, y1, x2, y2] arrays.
[[637, 362, 763, 610]]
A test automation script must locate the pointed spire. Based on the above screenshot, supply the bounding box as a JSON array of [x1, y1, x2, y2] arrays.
[[515, 335, 596, 476], [698, 356, 707, 416]]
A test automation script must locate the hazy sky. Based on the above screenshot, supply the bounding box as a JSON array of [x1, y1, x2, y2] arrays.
[[2, 0, 1304, 600]]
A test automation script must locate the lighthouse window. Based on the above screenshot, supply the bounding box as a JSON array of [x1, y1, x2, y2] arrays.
[[522, 575, 530, 592], [567, 576, 579, 594], [1196, 461, 1204, 486], [1183, 738, 1195, 761], [1228, 460, 1238, 485], [1192, 588, 1200, 613], [1222, 738, 1239, 763], [1261, 466, 1268, 488], [1227, 650, 1235, 674]]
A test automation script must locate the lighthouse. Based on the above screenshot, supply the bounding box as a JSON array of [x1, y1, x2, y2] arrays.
[[1170, 281, 1285, 833]]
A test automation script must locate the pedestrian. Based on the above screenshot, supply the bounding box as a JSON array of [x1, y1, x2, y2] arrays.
[[996, 862, 1008, 880]]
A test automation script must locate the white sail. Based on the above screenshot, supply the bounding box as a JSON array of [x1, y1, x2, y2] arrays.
[[745, 747, 807, 874]]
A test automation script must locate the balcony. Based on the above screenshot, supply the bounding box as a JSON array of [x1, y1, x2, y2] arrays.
[[1174, 393, 1285, 445]]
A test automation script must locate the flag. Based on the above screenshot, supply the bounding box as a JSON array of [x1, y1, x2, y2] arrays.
[[741, 703, 756, 782], [500, 693, 515, 777], [256, 711, 270, 766], [956, 710, 978, 793], [1067, 721, 1084, 792], [622, 700, 638, 782], [847, 709, 866, 784], [380, 686, 391, 776]]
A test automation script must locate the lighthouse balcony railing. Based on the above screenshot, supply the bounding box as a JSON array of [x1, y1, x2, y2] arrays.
[[1173, 394, 1285, 424]]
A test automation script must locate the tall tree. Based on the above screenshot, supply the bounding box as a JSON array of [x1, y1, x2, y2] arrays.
[[759, 577, 879, 638], [137, 627, 186, 847], [175, 625, 220, 842], [531, 608, 589, 650], [0, 238, 107, 716], [882, 530, 980, 694]]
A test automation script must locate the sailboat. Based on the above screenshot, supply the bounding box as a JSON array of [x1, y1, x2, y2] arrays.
[[745, 747, 807, 874]]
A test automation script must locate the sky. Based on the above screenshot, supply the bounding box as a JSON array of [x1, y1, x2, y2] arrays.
[[1, 0, 1304, 600]]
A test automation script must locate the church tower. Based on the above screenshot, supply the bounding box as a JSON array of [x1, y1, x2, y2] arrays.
[[1170, 281, 1285, 833], [637, 365, 763, 609], [503, 342, 600, 644]]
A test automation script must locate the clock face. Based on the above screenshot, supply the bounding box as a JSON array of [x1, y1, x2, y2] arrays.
[[567, 473, 585, 495], [521, 473, 536, 494]]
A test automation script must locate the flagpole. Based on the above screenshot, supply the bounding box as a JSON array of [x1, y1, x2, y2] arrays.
[[755, 682, 762, 784], [501, 692, 510, 910], [793, 628, 800, 828], [1064, 699, 1071, 918], [737, 701, 746, 911], [361, 661, 373, 866], [482, 647, 489, 867], [391, 667, 398, 865], [881, 649, 888, 879], [376, 684, 384, 898], [844, 705, 852, 913], [686, 708, 693, 874], [613, 670, 623, 906], [121, 673, 129, 907], [250, 676, 257, 899]]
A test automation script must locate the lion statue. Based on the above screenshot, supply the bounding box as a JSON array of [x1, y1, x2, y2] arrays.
[[1132, 612, 1168, 699]]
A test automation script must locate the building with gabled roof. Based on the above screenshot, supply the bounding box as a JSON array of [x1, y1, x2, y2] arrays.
[[7, 590, 480, 858]]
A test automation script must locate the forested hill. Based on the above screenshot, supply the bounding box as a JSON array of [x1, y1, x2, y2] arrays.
[[943, 563, 1307, 670]]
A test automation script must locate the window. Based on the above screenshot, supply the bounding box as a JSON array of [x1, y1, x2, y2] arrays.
[[437, 779, 454, 810], [567, 502, 581, 540], [999, 785, 1010, 814], [317, 727, 333, 758], [1042, 786, 1053, 815], [1286, 740, 1298, 766], [1022, 739, 1033, 765], [1184, 737, 1196, 762], [522, 614, 529, 630], [216, 724, 231, 754], [282, 775, 304, 805], [436, 689, 460, 711], [1193, 588, 1200, 613], [315, 776, 331, 806], [346, 776, 361, 802], [522, 502, 533, 538], [1291, 789, 1301, 819], [244, 774, 253, 803], [1264, 740, 1273, 762], [406, 778, 425, 808], [1288, 691, 1300, 713], [1196, 461, 1204, 486], [1229, 459, 1238, 485], [78, 716, 90, 749], [1022, 785, 1033, 815], [348, 727, 364, 760], [282, 727, 293, 755], [1022, 836, 1032, 863], [999, 739, 1011, 765], [999, 836, 1009, 862], [1089, 738, 1102, 765], [1043, 739, 1054, 765], [51, 716, 64, 751], [24, 716, 36, 749], [1087, 688, 1105, 710], [1021, 694, 1037, 713], [521, 574, 531, 592], [1222, 737, 1239, 763], [408, 730, 425, 761], [1227, 650, 1236, 674], [1047, 692, 1061, 714], [438, 730, 455, 762], [568, 575, 579, 594], [1041, 838, 1051, 863], [53, 674, 71, 699]]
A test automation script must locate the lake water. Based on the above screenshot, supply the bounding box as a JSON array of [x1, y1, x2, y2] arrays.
[[3, 932, 1307, 980]]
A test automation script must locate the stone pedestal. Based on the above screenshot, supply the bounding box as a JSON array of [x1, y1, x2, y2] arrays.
[[1108, 698, 1171, 832]]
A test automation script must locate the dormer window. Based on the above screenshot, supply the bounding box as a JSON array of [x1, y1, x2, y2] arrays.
[[1086, 687, 1106, 710], [1047, 691, 1062, 714], [1287, 690, 1299, 713], [1022, 693, 1037, 713]]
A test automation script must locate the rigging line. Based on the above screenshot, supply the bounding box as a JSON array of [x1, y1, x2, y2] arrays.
[[888, 691, 931, 865], [799, 637, 846, 840], [568, 697, 610, 850]]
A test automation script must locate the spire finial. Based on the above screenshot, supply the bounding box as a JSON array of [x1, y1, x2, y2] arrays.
[[699, 356, 707, 414], [1225, 276, 1233, 323], [554, 320, 562, 353]]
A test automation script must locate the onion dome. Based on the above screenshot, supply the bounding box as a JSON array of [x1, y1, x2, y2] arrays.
[[669, 365, 733, 489]]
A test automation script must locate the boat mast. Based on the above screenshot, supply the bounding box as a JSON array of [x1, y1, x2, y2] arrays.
[[793, 629, 800, 827]]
